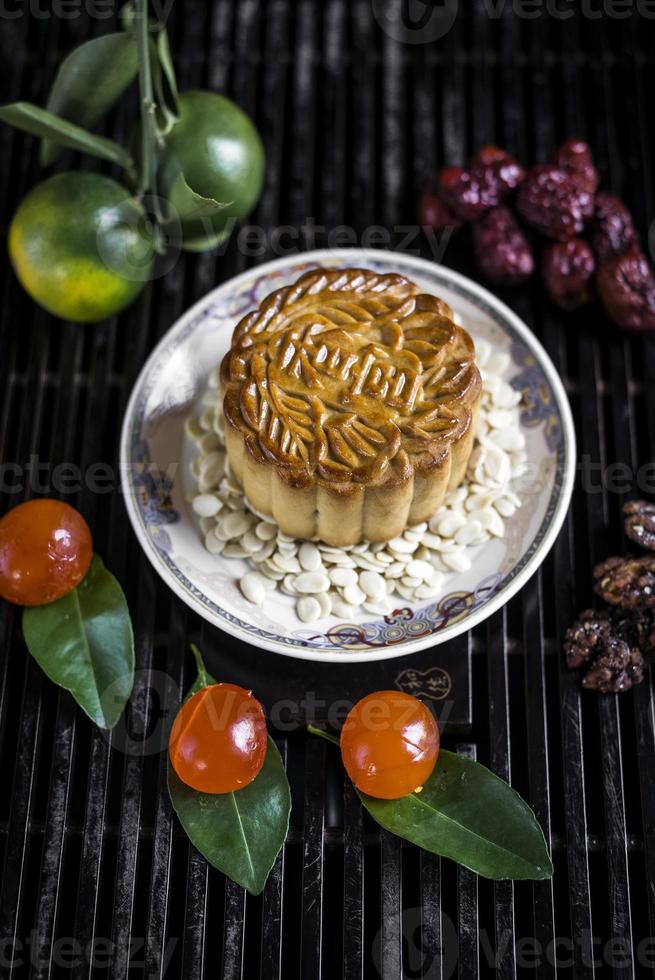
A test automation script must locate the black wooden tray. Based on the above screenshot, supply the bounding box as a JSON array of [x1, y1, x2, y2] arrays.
[[1, 2, 655, 977]]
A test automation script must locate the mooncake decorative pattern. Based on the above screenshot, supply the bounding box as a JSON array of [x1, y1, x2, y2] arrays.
[[220, 267, 482, 545]]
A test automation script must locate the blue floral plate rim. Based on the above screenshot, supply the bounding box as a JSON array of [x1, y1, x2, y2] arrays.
[[120, 248, 576, 662]]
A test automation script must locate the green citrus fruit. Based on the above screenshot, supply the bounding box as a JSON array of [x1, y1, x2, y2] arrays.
[[9, 171, 155, 323], [155, 90, 265, 251]]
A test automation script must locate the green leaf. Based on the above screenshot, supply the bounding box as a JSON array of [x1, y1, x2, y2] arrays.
[[177, 227, 232, 253], [162, 173, 232, 251], [167, 172, 230, 222], [167, 648, 291, 895], [41, 33, 138, 166], [22, 555, 135, 730], [0, 102, 136, 178], [359, 750, 553, 881]]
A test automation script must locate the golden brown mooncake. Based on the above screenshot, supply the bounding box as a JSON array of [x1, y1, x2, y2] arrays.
[[220, 267, 482, 547]]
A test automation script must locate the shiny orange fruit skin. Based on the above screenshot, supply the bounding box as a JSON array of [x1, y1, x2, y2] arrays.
[[169, 683, 268, 794], [0, 499, 93, 606], [340, 691, 440, 800]]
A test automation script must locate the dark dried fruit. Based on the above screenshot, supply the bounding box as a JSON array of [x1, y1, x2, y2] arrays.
[[553, 138, 599, 195], [418, 191, 463, 233], [516, 164, 594, 240], [593, 555, 655, 609], [582, 636, 646, 693], [564, 499, 655, 694], [563, 609, 613, 668], [470, 145, 526, 206], [438, 167, 488, 222], [473, 206, 535, 286], [624, 500, 655, 551], [542, 239, 596, 310], [564, 605, 654, 692], [590, 193, 637, 262], [438, 149, 526, 223], [613, 606, 655, 658], [596, 249, 655, 334]]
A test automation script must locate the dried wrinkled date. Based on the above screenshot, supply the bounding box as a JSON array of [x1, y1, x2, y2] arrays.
[[596, 250, 655, 335], [438, 167, 489, 222], [473, 206, 534, 286], [553, 138, 599, 196], [438, 146, 525, 222], [542, 239, 596, 310], [424, 138, 655, 335], [624, 500, 655, 551], [516, 164, 594, 240], [593, 555, 655, 609], [590, 192, 637, 262], [418, 191, 463, 233], [470, 145, 525, 207]]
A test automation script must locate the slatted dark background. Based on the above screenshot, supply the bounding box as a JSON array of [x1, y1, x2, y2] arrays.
[[1, 1, 655, 976]]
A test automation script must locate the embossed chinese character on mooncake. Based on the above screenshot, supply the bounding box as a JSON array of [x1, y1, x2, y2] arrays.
[[220, 268, 482, 546]]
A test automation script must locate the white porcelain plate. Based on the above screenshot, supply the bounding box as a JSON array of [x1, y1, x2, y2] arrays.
[[120, 249, 575, 662]]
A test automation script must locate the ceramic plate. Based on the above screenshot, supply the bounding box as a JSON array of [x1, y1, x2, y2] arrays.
[[120, 249, 575, 662]]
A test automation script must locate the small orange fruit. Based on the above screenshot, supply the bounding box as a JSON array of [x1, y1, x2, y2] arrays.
[[0, 499, 93, 606], [169, 683, 267, 794], [340, 690, 440, 799]]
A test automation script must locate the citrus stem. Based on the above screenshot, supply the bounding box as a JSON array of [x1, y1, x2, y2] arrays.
[[307, 724, 340, 747], [135, 0, 163, 220], [190, 644, 210, 688]]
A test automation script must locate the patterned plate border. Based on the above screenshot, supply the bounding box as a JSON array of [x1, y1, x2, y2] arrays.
[[120, 249, 576, 662]]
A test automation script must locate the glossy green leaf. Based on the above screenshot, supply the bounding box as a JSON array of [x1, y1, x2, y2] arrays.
[[162, 174, 232, 252], [167, 172, 230, 222], [360, 750, 553, 880], [41, 33, 138, 166], [22, 555, 134, 729], [167, 649, 291, 895], [0, 102, 136, 178], [306, 726, 553, 881]]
